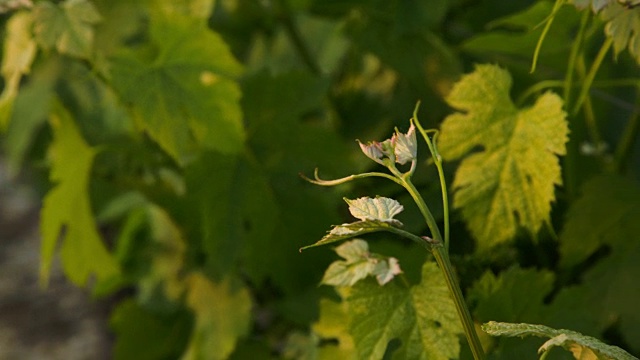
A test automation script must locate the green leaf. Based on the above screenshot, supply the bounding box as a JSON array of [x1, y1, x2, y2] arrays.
[[0, 11, 36, 131], [345, 196, 404, 225], [342, 261, 463, 359], [600, 3, 640, 64], [312, 298, 356, 359], [482, 322, 639, 360], [110, 14, 244, 164], [181, 272, 252, 360], [469, 267, 555, 323], [321, 239, 402, 286], [33, 0, 102, 59], [300, 220, 403, 251], [40, 101, 119, 286], [110, 299, 191, 360], [438, 64, 568, 249], [560, 175, 640, 352]]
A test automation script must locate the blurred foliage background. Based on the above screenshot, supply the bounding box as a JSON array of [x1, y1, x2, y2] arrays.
[[0, 0, 639, 358]]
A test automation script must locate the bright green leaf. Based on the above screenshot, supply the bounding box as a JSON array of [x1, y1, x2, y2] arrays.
[[40, 101, 119, 286], [438, 64, 568, 249], [482, 321, 638, 360], [342, 261, 463, 359], [33, 0, 101, 59], [181, 272, 252, 360], [110, 15, 244, 164], [313, 298, 356, 359], [0, 11, 36, 131]]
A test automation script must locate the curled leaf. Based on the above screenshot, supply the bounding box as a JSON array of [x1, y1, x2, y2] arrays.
[[345, 196, 404, 226], [392, 123, 417, 165]]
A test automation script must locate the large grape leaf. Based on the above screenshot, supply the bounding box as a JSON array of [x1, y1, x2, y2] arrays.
[[341, 261, 462, 359], [110, 14, 244, 164], [32, 0, 101, 59], [438, 64, 568, 249], [560, 175, 640, 352], [181, 272, 252, 360], [40, 101, 119, 286], [0, 11, 36, 131]]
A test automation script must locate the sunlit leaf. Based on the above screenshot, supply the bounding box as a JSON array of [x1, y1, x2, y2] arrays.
[[33, 0, 101, 58], [0, 11, 36, 131], [300, 220, 403, 251], [438, 64, 568, 248], [321, 239, 401, 287], [601, 3, 640, 63], [345, 196, 404, 225], [181, 272, 252, 360], [40, 101, 119, 286], [110, 14, 244, 164]]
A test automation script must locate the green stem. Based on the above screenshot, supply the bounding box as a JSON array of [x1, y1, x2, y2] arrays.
[[400, 177, 485, 360], [530, 0, 564, 73], [564, 9, 589, 106], [613, 90, 640, 172], [431, 238, 486, 360], [572, 36, 613, 115]]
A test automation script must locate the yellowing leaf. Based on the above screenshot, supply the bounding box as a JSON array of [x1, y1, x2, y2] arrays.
[[40, 101, 119, 286], [438, 64, 568, 248], [33, 0, 101, 59], [181, 272, 252, 360], [110, 15, 244, 164], [0, 11, 36, 131], [342, 261, 462, 359]]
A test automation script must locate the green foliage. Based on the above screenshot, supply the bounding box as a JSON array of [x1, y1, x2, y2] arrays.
[[1, 0, 639, 359], [40, 101, 119, 286], [438, 64, 569, 249], [314, 262, 463, 359]]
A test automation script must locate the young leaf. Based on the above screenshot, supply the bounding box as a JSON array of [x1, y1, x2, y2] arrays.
[[181, 272, 252, 360], [40, 101, 119, 286], [110, 15, 244, 164], [343, 261, 463, 359], [32, 0, 102, 59], [597, 3, 640, 64], [345, 196, 404, 225], [300, 220, 403, 251], [321, 239, 401, 287], [482, 322, 639, 360], [391, 123, 417, 165], [438, 64, 568, 249]]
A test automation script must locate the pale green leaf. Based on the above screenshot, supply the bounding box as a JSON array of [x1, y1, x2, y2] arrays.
[[0, 11, 36, 131], [181, 272, 252, 360], [321, 239, 401, 287], [40, 101, 119, 286], [110, 15, 244, 164], [392, 123, 417, 165], [345, 196, 404, 225], [438, 64, 568, 248], [33, 0, 101, 59], [343, 261, 463, 359], [602, 3, 640, 63], [482, 321, 638, 360]]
